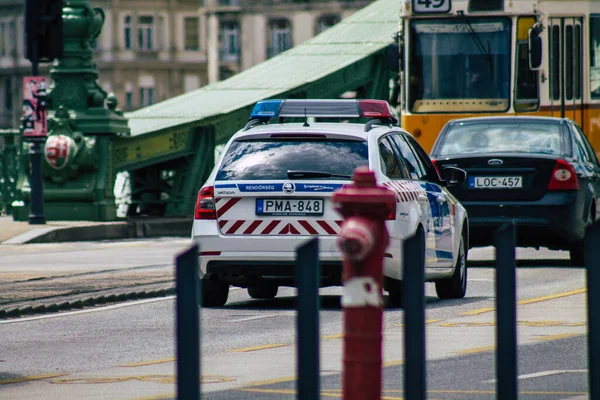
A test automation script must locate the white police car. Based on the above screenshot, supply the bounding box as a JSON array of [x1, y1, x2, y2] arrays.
[[192, 99, 469, 306]]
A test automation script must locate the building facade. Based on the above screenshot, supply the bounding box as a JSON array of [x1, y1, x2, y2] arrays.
[[0, 0, 374, 130]]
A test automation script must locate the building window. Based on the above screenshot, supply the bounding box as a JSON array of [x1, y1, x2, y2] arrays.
[[0, 22, 6, 56], [138, 16, 154, 51], [268, 19, 291, 58], [4, 79, 12, 112], [157, 16, 164, 50], [124, 16, 132, 50], [140, 86, 155, 107], [317, 15, 339, 34], [184, 17, 199, 51], [8, 21, 16, 55], [219, 21, 239, 62]]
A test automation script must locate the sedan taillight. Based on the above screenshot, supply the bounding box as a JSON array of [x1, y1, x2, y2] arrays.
[[195, 186, 217, 219], [548, 159, 579, 191]]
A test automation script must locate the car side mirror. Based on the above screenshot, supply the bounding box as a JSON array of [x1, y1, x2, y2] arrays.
[[529, 26, 542, 70], [441, 166, 467, 187]]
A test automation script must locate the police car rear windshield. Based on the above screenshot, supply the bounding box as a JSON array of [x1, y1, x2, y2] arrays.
[[216, 139, 368, 181]]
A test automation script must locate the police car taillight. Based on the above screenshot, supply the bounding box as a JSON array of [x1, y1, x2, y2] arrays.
[[548, 159, 579, 191], [357, 100, 394, 119], [195, 186, 216, 220], [431, 159, 442, 180]]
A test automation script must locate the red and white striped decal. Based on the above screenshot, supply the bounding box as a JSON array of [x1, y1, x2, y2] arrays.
[[218, 219, 343, 236], [382, 181, 425, 203], [215, 197, 242, 218]]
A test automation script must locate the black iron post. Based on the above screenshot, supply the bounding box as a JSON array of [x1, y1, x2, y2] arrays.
[[27, 137, 46, 224], [586, 221, 600, 399], [26, 32, 46, 225], [402, 231, 426, 400], [175, 244, 201, 400], [494, 223, 518, 400], [295, 238, 321, 400]]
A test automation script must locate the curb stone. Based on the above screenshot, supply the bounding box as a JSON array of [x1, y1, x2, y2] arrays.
[[18, 305, 33, 315], [6, 308, 20, 318], [0, 285, 176, 320], [32, 304, 46, 314]]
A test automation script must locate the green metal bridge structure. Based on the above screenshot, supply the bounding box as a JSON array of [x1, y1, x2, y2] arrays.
[[0, 0, 400, 221]]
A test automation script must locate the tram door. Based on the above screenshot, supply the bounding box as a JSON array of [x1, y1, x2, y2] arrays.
[[548, 17, 584, 127]]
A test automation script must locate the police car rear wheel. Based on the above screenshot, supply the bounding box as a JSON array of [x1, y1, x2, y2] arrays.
[[200, 279, 229, 307], [435, 234, 467, 300], [248, 285, 278, 299], [386, 278, 403, 308]]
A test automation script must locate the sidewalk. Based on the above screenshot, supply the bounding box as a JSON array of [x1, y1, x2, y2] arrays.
[[0, 215, 192, 244], [0, 216, 193, 319]]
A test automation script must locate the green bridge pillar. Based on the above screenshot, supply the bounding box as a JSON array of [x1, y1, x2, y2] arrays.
[[13, 0, 130, 221]]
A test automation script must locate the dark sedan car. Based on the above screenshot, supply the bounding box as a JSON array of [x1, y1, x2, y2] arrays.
[[430, 116, 600, 265]]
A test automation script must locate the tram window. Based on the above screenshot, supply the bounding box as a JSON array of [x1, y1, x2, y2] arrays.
[[566, 25, 573, 101], [408, 18, 511, 113], [590, 17, 600, 99], [575, 24, 581, 100], [550, 25, 560, 101], [515, 17, 538, 112]]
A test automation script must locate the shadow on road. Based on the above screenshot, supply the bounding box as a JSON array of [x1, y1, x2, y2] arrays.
[[468, 259, 576, 268], [222, 294, 491, 311]]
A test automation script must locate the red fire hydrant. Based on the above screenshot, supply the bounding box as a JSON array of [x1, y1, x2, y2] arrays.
[[332, 166, 396, 400]]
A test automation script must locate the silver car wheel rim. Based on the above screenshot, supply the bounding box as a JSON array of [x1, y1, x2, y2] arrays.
[[459, 239, 466, 284]]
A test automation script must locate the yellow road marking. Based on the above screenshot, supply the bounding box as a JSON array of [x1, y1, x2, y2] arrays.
[[132, 395, 174, 400], [462, 307, 495, 316], [383, 360, 404, 367], [394, 319, 442, 327], [441, 320, 585, 328], [462, 288, 587, 316], [322, 333, 344, 339], [519, 288, 587, 305], [427, 389, 587, 395], [119, 358, 175, 367], [227, 343, 288, 353], [376, 389, 587, 395], [52, 374, 233, 385], [0, 373, 68, 385], [244, 376, 297, 387], [533, 333, 582, 341], [455, 345, 496, 355]]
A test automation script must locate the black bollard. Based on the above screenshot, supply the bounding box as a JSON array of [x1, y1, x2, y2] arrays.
[[403, 231, 426, 400], [494, 223, 517, 400], [586, 221, 600, 399], [295, 238, 321, 400], [175, 244, 200, 400]]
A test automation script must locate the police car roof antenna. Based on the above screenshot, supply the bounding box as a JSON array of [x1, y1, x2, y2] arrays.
[[303, 108, 310, 127]]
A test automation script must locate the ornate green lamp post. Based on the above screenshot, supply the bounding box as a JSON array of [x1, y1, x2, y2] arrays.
[[14, 0, 130, 221]]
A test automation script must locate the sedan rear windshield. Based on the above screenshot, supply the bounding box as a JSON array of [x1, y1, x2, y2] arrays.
[[437, 122, 564, 156], [216, 139, 369, 181]]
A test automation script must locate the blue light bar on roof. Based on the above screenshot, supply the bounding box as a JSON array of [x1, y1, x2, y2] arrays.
[[249, 99, 397, 123], [250, 100, 283, 118]]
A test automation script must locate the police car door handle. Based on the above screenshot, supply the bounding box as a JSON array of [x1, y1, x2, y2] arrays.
[[436, 196, 446, 204]]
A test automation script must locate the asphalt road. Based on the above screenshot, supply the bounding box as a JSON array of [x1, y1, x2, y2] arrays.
[[0, 241, 590, 400]]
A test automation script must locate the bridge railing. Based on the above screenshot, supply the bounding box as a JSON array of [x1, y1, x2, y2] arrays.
[[0, 129, 21, 216], [173, 221, 598, 399]]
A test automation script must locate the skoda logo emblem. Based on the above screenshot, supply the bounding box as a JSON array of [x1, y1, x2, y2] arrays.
[[283, 182, 296, 194], [488, 159, 503, 166]]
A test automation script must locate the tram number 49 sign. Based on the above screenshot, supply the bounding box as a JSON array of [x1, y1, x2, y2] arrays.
[[413, 0, 451, 13]]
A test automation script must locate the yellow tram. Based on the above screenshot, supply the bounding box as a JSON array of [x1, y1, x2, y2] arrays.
[[400, 0, 600, 154]]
